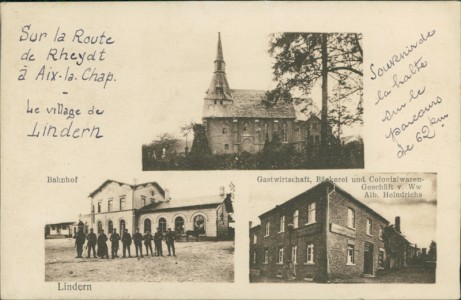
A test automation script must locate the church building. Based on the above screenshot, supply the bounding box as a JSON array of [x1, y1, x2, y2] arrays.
[[202, 33, 322, 155], [79, 180, 234, 240]]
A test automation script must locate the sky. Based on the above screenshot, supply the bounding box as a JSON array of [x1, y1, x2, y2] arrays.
[[249, 173, 436, 249], [137, 31, 362, 143]]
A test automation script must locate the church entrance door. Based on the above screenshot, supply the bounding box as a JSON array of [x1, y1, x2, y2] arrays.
[[242, 138, 253, 153]]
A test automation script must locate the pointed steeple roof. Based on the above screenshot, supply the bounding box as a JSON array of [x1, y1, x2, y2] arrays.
[[205, 33, 233, 101], [216, 32, 224, 61]]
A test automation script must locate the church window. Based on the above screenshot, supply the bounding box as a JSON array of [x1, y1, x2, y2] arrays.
[[222, 128, 227, 134], [224, 144, 229, 150], [264, 122, 269, 140], [141, 195, 146, 207], [313, 123, 318, 130], [314, 135, 320, 144], [158, 218, 167, 233], [216, 87, 223, 95], [281, 123, 288, 143]]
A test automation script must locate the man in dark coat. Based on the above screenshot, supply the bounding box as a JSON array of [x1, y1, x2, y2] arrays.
[[144, 230, 154, 257], [86, 228, 97, 258], [154, 228, 164, 257], [165, 228, 176, 256], [73, 227, 86, 258], [132, 228, 144, 258], [97, 229, 109, 259], [121, 229, 132, 258], [110, 229, 121, 259]]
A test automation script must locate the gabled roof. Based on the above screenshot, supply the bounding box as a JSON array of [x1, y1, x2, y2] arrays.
[[259, 181, 389, 225], [387, 224, 411, 244], [138, 194, 228, 213], [203, 89, 296, 119], [88, 180, 165, 198]]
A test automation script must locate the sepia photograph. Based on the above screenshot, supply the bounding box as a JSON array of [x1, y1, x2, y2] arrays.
[[45, 178, 235, 282], [142, 32, 364, 170], [249, 173, 436, 283], [1, 2, 459, 299]]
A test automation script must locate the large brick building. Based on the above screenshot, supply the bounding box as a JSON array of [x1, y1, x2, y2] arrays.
[[80, 180, 234, 240], [249, 181, 391, 282], [202, 33, 322, 155]]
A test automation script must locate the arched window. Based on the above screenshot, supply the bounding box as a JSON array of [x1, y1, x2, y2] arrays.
[[144, 218, 152, 233], [158, 218, 167, 233], [97, 221, 103, 233], [108, 220, 113, 234], [119, 219, 126, 234], [263, 122, 269, 141], [281, 123, 288, 143], [194, 215, 206, 235], [175, 217, 185, 234]]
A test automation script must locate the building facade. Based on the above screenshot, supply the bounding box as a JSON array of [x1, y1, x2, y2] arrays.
[[250, 181, 389, 282], [384, 217, 412, 269], [202, 34, 322, 155], [80, 180, 234, 240], [44, 222, 74, 238]]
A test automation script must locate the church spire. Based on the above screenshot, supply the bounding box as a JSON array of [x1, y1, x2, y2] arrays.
[[216, 32, 224, 61], [205, 33, 233, 102]]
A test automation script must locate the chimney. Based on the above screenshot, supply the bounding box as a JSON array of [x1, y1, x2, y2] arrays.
[[219, 186, 225, 196], [395, 216, 401, 233], [164, 188, 171, 201]]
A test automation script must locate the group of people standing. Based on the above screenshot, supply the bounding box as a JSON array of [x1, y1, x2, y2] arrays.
[[73, 227, 176, 259]]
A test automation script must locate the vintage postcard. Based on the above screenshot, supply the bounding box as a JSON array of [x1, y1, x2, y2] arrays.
[[1, 2, 460, 300]]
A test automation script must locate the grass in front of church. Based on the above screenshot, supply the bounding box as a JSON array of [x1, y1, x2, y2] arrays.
[[45, 238, 234, 282]]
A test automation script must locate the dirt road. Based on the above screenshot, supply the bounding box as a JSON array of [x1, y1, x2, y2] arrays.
[[46, 238, 234, 282]]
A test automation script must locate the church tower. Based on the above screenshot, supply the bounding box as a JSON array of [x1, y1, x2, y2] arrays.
[[205, 33, 233, 105]]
